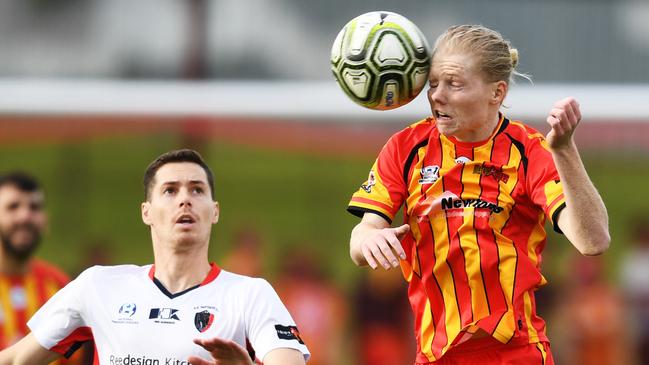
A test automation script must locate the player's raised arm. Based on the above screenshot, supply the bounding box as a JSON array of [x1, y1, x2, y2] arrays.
[[0, 333, 60, 365], [546, 97, 610, 255], [350, 212, 408, 269]]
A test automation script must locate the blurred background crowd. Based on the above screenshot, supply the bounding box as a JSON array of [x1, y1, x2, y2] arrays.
[[1, 1, 648, 364]]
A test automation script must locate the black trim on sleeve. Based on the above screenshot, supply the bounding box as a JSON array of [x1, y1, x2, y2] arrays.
[[347, 206, 393, 225], [63, 341, 85, 359], [551, 202, 566, 234]]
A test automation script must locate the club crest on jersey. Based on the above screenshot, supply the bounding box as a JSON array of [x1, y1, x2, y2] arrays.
[[418, 165, 440, 184], [455, 156, 471, 164], [194, 310, 214, 333], [361, 170, 376, 193], [274, 324, 305, 344]]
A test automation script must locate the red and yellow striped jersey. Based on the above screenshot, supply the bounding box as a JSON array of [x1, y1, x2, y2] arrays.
[[348, 115, 565, 363], [0, 258, 79, 364]]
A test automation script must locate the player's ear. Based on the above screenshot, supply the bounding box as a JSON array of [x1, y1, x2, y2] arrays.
[[491, 80, 508, 105], [141, 201, 152, 226], [212, 201, 219, 224]]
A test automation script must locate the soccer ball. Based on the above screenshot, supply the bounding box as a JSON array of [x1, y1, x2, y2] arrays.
[[330, 11, 431, 110]]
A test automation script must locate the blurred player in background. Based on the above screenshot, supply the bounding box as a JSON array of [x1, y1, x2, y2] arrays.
[[274, 246, 348, 365], [353, 268, 414, 365], [554, 254, 629, 365], [348, 25, 609, 364], [0, 149, 309, 365], [620, 215, 649, 364], [0, 172, 88, 364], [222, 227, 265, 278]]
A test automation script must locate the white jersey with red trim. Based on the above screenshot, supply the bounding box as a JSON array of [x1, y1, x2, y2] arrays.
[[27, 264, 310, 364]]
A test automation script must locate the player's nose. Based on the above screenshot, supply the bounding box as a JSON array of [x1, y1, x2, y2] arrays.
[[177, 188, 193, 207], [14, 205, 34, 222], [428, 86, 445, 104]]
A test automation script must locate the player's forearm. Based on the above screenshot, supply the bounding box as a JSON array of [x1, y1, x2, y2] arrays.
[[0, 334, 59, 365], [552, 141, 610, 255], [0, 348, 13, 365]]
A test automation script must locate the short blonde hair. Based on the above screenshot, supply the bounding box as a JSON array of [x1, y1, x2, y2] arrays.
[[432, 25, 530, 84]]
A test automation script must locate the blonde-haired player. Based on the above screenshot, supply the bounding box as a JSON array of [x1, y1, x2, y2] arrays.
[[348, 24, 609, 364]]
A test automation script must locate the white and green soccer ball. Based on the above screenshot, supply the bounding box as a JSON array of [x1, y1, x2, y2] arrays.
[[331, 11, 431, 110]]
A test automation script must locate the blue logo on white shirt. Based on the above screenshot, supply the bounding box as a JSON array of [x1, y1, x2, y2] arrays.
[[118, 303, 137, 317]]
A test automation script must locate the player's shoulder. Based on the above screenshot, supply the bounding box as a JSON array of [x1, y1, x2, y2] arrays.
[[216, 270, 269, 286], [215, 270, 275, 295], [76, 264, 151, 283], [385, 117, 435, 151]]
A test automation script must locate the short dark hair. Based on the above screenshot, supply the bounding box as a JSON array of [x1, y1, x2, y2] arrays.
[[143, 149, 215, 201], [0, 172, 41, 193]]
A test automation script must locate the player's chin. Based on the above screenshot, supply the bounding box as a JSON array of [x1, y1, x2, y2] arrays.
[[173, 232, 202, 246], [436, 124, 457, 137]]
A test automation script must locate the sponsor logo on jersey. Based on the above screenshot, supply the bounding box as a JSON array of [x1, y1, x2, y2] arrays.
[[418, 165, 440, 184], [194, 310, 214, 333], [455, 156, 471, 164], [274, 324, 305, 344], [149, 308, 180, 324], [361, 170, 376, 193], [440, 197, 504, 214], [119, 303, 137, 317], [113, 303, 139, 324], [473, 164, 509, 183], [109, 354, 189, 365], [412, 192, 505, 221]]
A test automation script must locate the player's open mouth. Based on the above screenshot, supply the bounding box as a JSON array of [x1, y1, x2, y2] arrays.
[[176, 214, 196, 225], [434, 110, 452, 120]]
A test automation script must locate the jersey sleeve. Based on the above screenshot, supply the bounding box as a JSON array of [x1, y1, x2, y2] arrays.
[[27, 267, 94, 357], [526, 136, 566, 233], [244, 278, 310, 362], [347, 134, 407, 224]]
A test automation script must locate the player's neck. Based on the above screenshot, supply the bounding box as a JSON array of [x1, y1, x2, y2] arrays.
[[0, 251, 30, 276], [152, 249, 211, 294]]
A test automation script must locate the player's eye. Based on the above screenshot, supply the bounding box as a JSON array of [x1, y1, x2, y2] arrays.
[[163, 187, 176, 195], [192, 187, 204, 194]]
